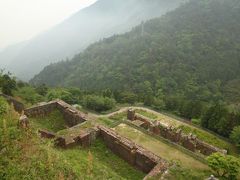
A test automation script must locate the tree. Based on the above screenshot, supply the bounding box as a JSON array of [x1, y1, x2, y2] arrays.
[[35, 84, 48, 96], [82, 95, 116, 112], [230, 126, 240, 147], [0, 72, 17, 96], [118, 91, 137, 105], [47, 89, 76, 104], [207, 153, 240, 179]]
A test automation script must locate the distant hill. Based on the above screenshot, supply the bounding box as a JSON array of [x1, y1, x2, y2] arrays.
[[32, 0, 240, 104], [0, 0, 184, 80]]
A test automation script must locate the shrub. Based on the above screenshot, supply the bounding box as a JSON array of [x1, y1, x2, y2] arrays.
[[230, 126, 240, 147], [47, 89, 76, 104], [207, 153, 240, 179], [15, 86, 44, 104], [82, 95, 116, 112]]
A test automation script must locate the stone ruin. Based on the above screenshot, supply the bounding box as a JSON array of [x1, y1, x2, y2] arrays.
[[14, 99, 169, 179], [24, 99, 87, 127], [0, 93, 24, 113], [127, 109, 227, 156]]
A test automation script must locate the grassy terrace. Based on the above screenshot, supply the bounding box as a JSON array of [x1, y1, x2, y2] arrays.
[[113, 124, 209, 170], [30, 110, 67, 132], [56, 138, 145, 179], [135, 109, 238, 155]]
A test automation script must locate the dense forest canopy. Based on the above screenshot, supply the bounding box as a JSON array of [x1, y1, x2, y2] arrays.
[[32, 0, 240, 103]]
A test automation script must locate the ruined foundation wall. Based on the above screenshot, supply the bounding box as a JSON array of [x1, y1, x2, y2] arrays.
[[127, 109, 227, 156], [98, 125, 168, 174], [0, 93, 24, 113], [24, 100, 87, 127], [55, 127, 100, 148]]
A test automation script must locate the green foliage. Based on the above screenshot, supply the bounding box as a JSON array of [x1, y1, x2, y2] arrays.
[[82, 95, 116, 112], [47, 89, 76, 104], [0, 104, 76, 180], [35, 84, 48, 96], [0, 71, 17, 96], [230, 126, 240, 148], [31, 110, 66, 132], [166, 164, 210, 180], [0, 97, 9, 117], [136, 109, 158, 120], [58, 139, 145, 179], [15, 86, 44, 105], [202, 103, 240, 137], [117, 91, 138, 105], [179, 125, 236, 154], [207, 153, 240, 179]]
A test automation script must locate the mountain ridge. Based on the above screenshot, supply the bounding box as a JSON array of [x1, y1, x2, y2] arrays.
[[0, 0, 183, 80]]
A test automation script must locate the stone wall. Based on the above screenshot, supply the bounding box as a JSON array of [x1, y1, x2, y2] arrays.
[[38, 129, 56, 139], [55, 127, 99, 148], [24, 100, 87, 127], [127, 109, 227, 156], [0, 93, 24, 113], [98, 125, 169, 176]]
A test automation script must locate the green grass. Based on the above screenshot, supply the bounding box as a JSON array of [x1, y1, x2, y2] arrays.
[[109, 111, 127, 121], [134, 108, 238, 155], [1, 104, 145, 180], [30, 110, 67, 132], [57, 139, 146, 180], [135, 109, 158, 120], [113, 124, 210, 171], [179, 125, 238, 155]]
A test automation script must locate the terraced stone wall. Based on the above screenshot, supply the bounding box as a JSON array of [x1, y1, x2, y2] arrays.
[[98, 125, 169, 177], [127, 109, 227, 156], [24, 100, 87, 127], [0, 93, 24, 113]]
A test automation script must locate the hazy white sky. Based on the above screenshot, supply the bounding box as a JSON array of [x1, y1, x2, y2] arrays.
[[0, 0, 97, 49]]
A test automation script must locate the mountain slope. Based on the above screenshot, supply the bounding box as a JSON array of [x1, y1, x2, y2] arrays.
[[32, 0, 240, 105], [0, 0, 183, 80]]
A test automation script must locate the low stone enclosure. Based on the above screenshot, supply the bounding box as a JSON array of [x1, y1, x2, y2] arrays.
[[53, 125, 169, 179], [127, 109, 227, 156], [18, 99, 169, 179], [24, 99, 87, 127]]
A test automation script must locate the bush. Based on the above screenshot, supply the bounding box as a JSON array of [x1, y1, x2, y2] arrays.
[[15, 86, 44, 104], [47, 89, 76, 104], [230, 126, 240, 147], [82, 95, 116, 112], [207, 153, 240, 179]]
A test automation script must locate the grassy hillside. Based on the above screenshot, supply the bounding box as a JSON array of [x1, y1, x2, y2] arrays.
[[0, 99, 146, 179]]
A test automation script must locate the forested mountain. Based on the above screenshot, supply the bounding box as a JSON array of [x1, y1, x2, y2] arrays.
[[32, 0, 240, 105], [0, 0, 183, 80]]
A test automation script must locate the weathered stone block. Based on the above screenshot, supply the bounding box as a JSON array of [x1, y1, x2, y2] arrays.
[[38, 129, 56, 139], [127, 109, 136, 121], [19, 115, 29, 128]]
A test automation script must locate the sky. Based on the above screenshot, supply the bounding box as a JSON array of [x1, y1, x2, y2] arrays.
[[0, 0, 97, 49]]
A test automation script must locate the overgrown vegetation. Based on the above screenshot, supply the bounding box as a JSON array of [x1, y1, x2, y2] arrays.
[[0, 98, 145, 179], [0, 99, 77, 179], [30, 110, 67, 132]]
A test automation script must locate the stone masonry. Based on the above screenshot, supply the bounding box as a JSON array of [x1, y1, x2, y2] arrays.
[[127, 109, 227, 156], [98, 125, 169, 178], [24, 99, 87, 127], [0, 93, 24, 113]]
